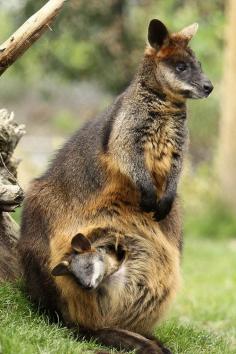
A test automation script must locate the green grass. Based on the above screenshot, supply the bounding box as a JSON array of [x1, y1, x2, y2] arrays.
[[0, 238, 235, 354]]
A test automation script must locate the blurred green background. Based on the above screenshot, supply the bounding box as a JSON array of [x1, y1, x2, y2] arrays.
[[0, 0, 235, 237]]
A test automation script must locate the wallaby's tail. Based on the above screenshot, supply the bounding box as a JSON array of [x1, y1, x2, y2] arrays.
[[79, 327, 172, 354]]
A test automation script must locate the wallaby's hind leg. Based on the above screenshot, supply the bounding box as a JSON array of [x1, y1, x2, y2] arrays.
[[79, 327, 172, 354]]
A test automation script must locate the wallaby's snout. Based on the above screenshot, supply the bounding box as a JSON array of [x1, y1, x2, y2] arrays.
[[202, 79, 214, 97], [194, 74, 214, 98]]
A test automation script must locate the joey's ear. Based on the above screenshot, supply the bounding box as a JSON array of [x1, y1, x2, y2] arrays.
[[71, 233, 91, 252], [51, 261, 70, 277], [178, 23, 198, 43], [148, 19, 169, 50]]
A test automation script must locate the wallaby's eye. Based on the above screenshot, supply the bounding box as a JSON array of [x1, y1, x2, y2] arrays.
[[176, 62, 187, 72]]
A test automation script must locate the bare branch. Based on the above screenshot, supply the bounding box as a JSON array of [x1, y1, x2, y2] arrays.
[[0, 0, 67, 76]]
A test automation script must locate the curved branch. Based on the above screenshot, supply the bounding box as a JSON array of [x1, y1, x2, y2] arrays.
[[0, 0, 67, 76]]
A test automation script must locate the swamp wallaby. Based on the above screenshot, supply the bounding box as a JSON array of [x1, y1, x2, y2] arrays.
[[18, 19, 213, 354]]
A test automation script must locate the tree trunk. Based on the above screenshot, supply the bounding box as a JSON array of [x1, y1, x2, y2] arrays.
[[218, 0, 236, 211], [0, 109, 25, 281], [0, 213, 21, 281], [0, 0, 66, 282]]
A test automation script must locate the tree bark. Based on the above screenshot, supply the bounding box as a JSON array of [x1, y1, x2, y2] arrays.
[[0, 0, 66, 281], [0, 109, 25, 281], [218, 0, 236, 211], [0, 213, 21, 281], [0, 109, 25, 212]]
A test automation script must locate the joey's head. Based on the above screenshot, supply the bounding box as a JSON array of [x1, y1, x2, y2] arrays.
[[143, 19, 213, 101], [51, 233, 105, 290]]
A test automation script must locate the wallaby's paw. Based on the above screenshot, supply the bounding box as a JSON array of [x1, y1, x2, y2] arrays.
[[153, 194, 175, 221], [140, 189, 157, 213], [104, 240, 126, 263]]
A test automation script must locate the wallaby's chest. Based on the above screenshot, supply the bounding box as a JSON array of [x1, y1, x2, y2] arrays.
[[144, 119, 184, 187]]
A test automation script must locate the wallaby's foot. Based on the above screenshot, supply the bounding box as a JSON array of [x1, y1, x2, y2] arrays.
[[51, 232, 126, 290], [147, 334, 173, 354]]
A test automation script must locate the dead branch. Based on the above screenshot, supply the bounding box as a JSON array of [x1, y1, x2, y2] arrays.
[[0, 110, 25, 212], [0, 0, 67, 76], [0, 213, 21, 282], [0, 110, 24, 281]]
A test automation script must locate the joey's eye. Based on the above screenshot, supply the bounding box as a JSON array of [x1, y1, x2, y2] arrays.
[[176, 62, 187, 72]]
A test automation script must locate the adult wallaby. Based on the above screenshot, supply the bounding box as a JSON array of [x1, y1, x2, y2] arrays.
[[18, 19, 213, 354]]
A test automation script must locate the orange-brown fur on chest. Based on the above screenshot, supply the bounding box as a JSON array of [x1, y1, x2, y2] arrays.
[[144, 122, 176, 193]]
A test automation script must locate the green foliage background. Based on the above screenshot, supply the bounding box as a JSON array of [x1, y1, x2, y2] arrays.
[[6, 1, 225, 91]]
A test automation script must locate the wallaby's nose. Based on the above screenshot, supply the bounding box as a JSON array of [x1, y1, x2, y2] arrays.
[[203, 82, 214, 95]]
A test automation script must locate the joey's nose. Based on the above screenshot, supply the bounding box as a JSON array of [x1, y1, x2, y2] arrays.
[[84, 285, 93, 291], [203, 82, 214, 95]]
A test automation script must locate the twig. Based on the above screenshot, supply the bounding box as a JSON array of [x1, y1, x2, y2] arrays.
[[0, 153, 18, 184]]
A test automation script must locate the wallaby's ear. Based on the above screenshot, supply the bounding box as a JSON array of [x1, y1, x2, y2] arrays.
[[71, 233, 91, 252], [178, 23, 198, 43], [148, 19, 169, 50], [51, 261, 70, 277]]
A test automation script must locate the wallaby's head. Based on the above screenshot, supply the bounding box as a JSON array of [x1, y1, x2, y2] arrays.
[[144, 19, 213, 100], [51, 232, 126, 290]]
